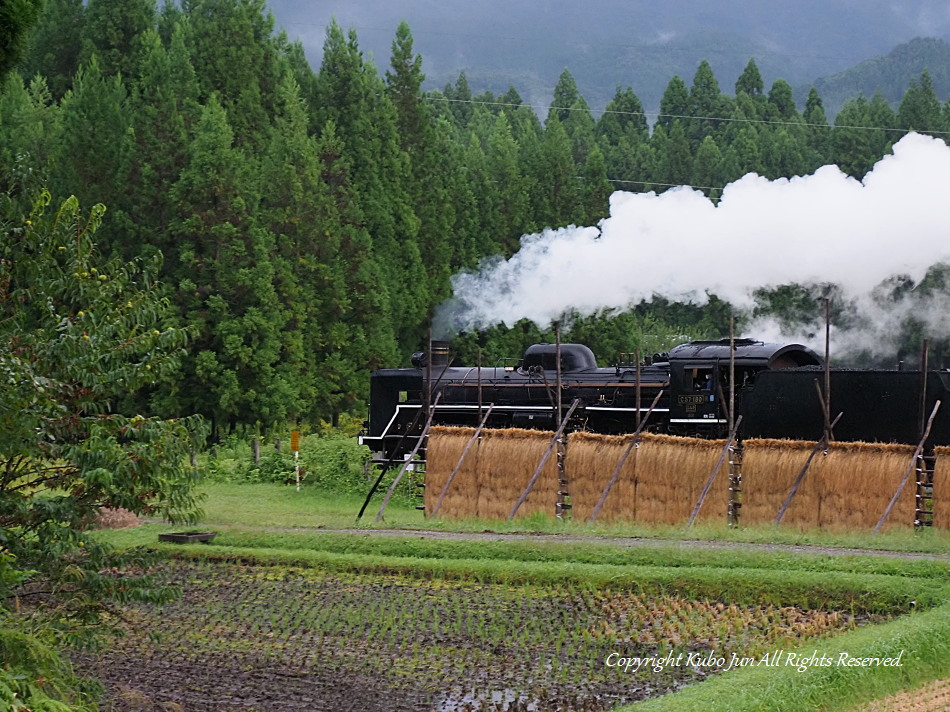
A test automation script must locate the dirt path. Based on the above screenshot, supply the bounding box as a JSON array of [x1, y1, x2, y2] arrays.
[[849, 678, 950, 712]]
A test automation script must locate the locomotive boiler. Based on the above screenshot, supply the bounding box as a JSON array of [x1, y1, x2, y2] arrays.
[[359, 338, 950, 460]]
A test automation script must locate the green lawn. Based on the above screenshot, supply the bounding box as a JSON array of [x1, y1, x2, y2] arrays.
[[189, 482, 950, 556]]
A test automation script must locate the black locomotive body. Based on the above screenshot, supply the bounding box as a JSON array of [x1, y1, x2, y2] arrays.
[[360, 339, 950, 459]]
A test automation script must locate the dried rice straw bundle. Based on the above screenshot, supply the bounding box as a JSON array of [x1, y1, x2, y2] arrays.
[[424, 426, 472, 518], [477, 428, 558, 519], [933, 446, 950, 530], [815, 441, 915, 531], [742, 438, 819, 528], [566, 431, 636, 521], [634, 433, 727, 524]]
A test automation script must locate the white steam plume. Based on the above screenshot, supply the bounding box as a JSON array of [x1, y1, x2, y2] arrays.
[[436, 133, 950, 356]]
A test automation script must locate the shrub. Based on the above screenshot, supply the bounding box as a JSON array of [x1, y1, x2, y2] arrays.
[[202, 430, 419, 504]]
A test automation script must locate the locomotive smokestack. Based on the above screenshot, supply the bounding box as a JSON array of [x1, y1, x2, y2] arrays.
[[430, 340, 450, 368]]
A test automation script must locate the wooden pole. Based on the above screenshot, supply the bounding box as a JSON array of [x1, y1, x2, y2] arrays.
[[555, 326, 563, 423], [426, 328, 432, 414], [918, 340, 929, 441], [726, 316, 741, 526], [728, 315, 735, 433], [915, 341, 933, 529], [588, 389, 664, 523], [508, 399, 580, 521], [686, 415, 743, 530], [431, 405, 495, 517], [823, 298, 832, 442], [774, 411, 844, 526], [875, 400, 941, 534], [812, 379, 838, 442], [554, 326, 570, 519], [477, 347, 483, 426], [635, 348, 642, 429]]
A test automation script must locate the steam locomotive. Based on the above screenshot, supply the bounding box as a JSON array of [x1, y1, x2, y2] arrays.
[[360, 339, 950, 459]]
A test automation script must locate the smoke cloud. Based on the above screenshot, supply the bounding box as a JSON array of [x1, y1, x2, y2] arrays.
[[435, 133, 950, 357]]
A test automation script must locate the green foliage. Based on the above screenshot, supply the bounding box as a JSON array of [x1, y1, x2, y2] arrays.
[[0, 72, 60, 181], [0, 0, 44, 79], [547, 68, 579, 125], [735, 58, 764, 97], [657, 75, 689, 133], [0, 609, 99, 711], [182, 0, 281, 150], [79, 0, 155, 79], [51, 58, 132, 211], [897, 70, 944, 134], [0, 176, 205, 654], [7, 0, 949, 445], [200, 430, 420, 503], [19, 0, 84, 99]]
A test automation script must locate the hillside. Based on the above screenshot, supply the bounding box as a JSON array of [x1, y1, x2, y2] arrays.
[[273, 0, 950, 112], [799, 37, 950, 116]]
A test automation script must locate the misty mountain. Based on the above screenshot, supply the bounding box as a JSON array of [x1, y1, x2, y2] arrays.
[[799, 37, 950, 116], [270, 0, 950, 112]]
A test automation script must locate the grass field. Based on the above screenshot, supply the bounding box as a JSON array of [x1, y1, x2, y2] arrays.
[[84, 482, 950, 712], [194, 483, 950, 555]]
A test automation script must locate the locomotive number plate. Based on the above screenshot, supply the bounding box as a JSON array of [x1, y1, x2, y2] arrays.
[[677, 395, 707, 405]]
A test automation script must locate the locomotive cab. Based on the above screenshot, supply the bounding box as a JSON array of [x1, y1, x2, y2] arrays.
[[668, 362, 724, 433], [666, 339, 822, 435]]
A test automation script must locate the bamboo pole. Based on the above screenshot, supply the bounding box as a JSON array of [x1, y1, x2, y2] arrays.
[[508, 399, 580, 521], [431, 405, 495, 517], [774, 411, 844, 526], [588, 389, 665, 523], [686, 415, 743, 530], [875, 400, 941, 534]]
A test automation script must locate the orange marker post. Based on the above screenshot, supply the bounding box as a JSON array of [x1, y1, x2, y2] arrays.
[[291, 430, 301, 491]]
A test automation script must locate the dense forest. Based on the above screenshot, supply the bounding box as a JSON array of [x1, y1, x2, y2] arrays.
[[5, 0, 950, 438]]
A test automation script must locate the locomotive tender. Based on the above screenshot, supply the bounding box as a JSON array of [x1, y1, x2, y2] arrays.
[[360, 339, 950, 459]]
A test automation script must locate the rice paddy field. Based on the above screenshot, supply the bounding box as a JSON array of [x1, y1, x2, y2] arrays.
[[85, 506, 950, 712], [75, 559, 863, 711]]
